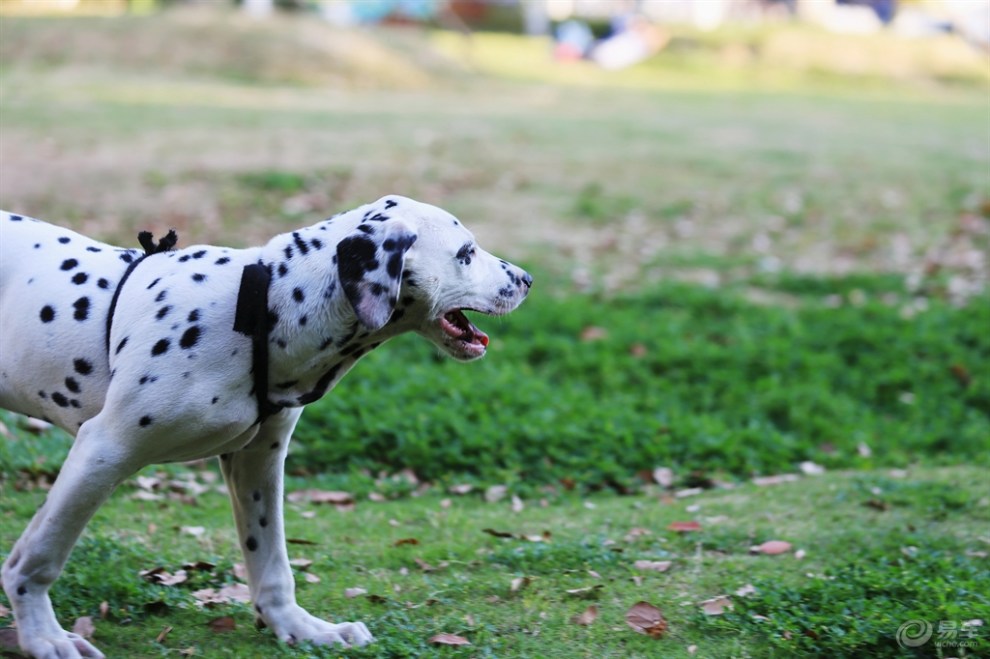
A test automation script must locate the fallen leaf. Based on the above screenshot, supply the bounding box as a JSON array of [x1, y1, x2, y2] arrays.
[[588, 569, 602, 579], [625, 601, 668, 638], [580, 326, 608, 341], [368, 492, 386, 502], [565, 585, 603, 599], [98, 601, 109, 620], [735, 584, 757, 597], [429, 633, 471, 646], [207, 616, 236, 633], [232, 563, 248, 581], [699, 596, 733, 615], [799, 461, 825, 476], [688, 644, 698, 654], [624, 527, 651, 542], [752, 474, 800, 486], [180, 526, 205, 538], [182, 560, 216, 572], [289, 558, 313, 570], [510, 576, 532, 592], [72, 616, 95, 639], [794, 549, 806, 560], [674, 488, 704, 498], [449, 483, 474, 495], [156, 626, 173, 643], [219, 583, 251, 604], [754, 540, 792, 555], [667, 521, 701, 533], [511, 495, 524, 513], [394, 538, 419, 547], [344, 587, 367, 598], [303, 572, 321, 584], [571, 605, 599, 626], [485, 485, 508, 503], [652, 467, 674, 488], [286, 489, 354, 506], [634, 560, 672, 573]]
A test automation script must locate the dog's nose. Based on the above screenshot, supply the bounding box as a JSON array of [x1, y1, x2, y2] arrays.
[[521, 271, 533, 289]]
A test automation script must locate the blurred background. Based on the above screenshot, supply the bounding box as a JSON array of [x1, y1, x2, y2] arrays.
[[1, 0, 987, 301]]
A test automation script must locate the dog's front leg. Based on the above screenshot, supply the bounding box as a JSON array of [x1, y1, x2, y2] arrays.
[[2, 417, 144, 659], [219, 407, 373, 648]]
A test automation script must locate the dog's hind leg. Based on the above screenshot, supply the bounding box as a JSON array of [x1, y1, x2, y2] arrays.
[[219, 407, 374, 648], [1, 417, 143, 659]]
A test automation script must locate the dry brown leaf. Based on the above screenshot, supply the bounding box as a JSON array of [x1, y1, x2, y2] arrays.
[[571, 605, 599, 626], [482, 528, 514, 539], [484, 484, 508, 503], [394, 538, 419, 547], [625, 601, 668, 638], [98, 601, 109, 620], [303, 572, 321, 584], [752, 474, 800, 486], [565, 585, 603, 599], [667, 521, 701, 533], [206, 616, 236, 633], [754, 540, 792, 555], [72, 616, 95, 639], [429, 633, 471, 646], [286, 489, 354, 506], [182, 561, 216, 572], [633, 560, 672, 573], [510, 576, 532, 593], [289, 558, 313, 570], [580, 326, 608, 341], [218, 583, 251, 604], [652, 467, 674, 488], [699, 596, 733, 615], [344, 587, 367, 599], [156, 626, 173, 643]]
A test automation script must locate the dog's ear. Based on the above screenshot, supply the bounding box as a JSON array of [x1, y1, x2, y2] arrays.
[[336, 220, 417, 331]]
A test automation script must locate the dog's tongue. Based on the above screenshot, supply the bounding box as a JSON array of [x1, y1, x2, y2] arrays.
[[444, 310, 489, 347]]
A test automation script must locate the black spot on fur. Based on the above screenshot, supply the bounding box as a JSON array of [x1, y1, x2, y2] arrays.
[[71, 272, 88, 285], [58, 237, 70, 244], [387, 253, 403, 279], [74, 359, 93, 375], [298, 315, 307, 326], [385, 199, 398, 209], [191, 273, 206, 283], [156, 306, 172, 320], [259, 516, 268, 528], [65, 377, 80, 394], [60, 258, 78, 271], [9, 214, 23, 221], [193, 250, 206, 259], [211, 396, 219, 404], [97, 278, 110, 289], [155, 289, 168, 303], [188, 309, 200, 322], [119, 252, 134, 264], [246, 536, 258, 551], [151, 339, 170, 356], [270, 442, 279, 450], [357, 224, 375, 234], [252, 490, 261, 501], [293, 232, 310, 255], [215, 256, 230, 265], [116, 337, 128, 354], [147, 278, 161, 289], [72, 297, 90, 321], [310, 238, 323, 250], [180, 326, 201, 349], [283, 245, 293, 260], [86, 246, 101, 253], [17, 585, 26, 596], [277, 263, 288, 278], [51, 392, 69, 408], [40, 306, 55, 323], [139, 416, 153, 427], [292, 288, 305, 303]]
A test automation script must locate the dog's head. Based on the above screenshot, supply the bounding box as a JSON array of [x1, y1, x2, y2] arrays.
[[336, 196, 532, 361]]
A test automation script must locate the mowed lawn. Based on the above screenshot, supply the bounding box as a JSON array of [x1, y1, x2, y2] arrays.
[[1, 10, 989, 658]]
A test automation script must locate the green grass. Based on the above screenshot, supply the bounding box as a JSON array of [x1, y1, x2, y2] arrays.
[[2, 465, 988, 657], [2, 8, 989, 658]]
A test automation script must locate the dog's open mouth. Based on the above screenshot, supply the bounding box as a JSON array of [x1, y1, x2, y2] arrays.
[[439, 309, 489, 352]]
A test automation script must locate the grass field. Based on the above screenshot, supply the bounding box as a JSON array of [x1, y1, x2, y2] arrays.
[[1, 8, 989, 658]]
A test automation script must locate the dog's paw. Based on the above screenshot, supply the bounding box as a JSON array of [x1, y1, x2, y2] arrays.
[[263, 604, 374, 648], [18, 629, 105, 659]]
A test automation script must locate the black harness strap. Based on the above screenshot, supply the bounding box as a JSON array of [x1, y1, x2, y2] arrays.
[[105, 229, 178, 355], [233, 263, 281, 424]]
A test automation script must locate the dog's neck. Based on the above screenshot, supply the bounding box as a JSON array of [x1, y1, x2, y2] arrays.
[[255, 212, 415, 408]]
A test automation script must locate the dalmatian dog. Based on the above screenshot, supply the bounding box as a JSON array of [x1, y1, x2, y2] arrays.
[[0, 195, 531, 658]]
